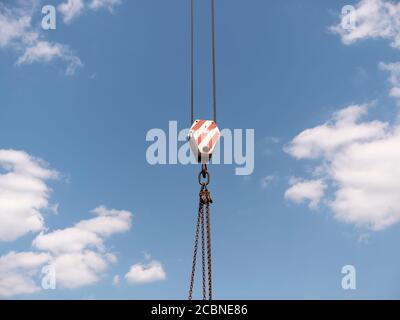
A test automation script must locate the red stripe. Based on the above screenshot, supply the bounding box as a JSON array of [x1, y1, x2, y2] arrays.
[[206, 122, 217, 131], [197, 132, 208, 145], [192, 120, 206, 132], [207, 131, 220, 151]]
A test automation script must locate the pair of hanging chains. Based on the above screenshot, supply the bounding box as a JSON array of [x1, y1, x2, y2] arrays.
[[188, 181, 213, 300]]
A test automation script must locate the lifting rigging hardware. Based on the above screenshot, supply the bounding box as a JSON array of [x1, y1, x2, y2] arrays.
[[187, 0, 220, 301]]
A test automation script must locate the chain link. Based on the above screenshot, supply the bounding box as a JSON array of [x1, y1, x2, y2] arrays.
[[206, 203, 213, 300], [201, 204, 206, 300], [188, 197, 202, 300]]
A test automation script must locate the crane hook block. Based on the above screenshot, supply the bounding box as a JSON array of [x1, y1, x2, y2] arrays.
[[188, 120, 220, 163]]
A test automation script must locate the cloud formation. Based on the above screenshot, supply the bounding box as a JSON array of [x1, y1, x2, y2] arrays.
[[0, 148, 136, 296], [32, 206, 132, 289], [330, 0, 400, 49], [0, 147, 155, 298], [0, 1, 122, 74], [285, 178, 326, 209], [58, 0, 122, 23], [284, 105, 387, 159], [0, 205, 132, 296], [125, 260, 166, 284], [287, 0, 400, 230], [379, 61, 400, 99], [0, 2, 82, 75], [16, 41, 83, 75], [0, 251, 51, 298], [58, 0, 85, 23], [0, 150, 57, 242], [285, 104, 400, 230]]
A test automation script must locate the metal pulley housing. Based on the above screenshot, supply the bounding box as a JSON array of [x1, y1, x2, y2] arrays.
[[188, 119, 220, 163]]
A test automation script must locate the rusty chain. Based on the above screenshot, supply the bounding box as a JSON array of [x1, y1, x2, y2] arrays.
[[188, 195, 202, 300], [188, 165, 213, 300], [206, 202, 213, 300], [201, 203, 206, 300]]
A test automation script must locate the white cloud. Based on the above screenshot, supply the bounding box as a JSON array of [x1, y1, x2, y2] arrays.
[[0, 149, 57, 242], [77, 206, 132, 236], [324, 0, 400, 230], [284, 178, 326, 209], [0, 272, 40, 298], [52, 251, 111, 289], [330, 0, 400, 49], [33, 227, 103, 254], [284, 104, 387, 159], [58, 0, 85, 23], [0, 6, 34, 47], [286, 104, 400, 230], [31, 206, 131, 289], [89, 0, 122, 11], [125, 260, 166, 284], [0, 2, 83, 75], [330, 1, 400, 103], [379, 62, 400, 99], [0, 251, 51, 298], [0, 148, 134, 296], [329, 126, 400, 230], [0, 251, 51, 274], [0, 203, 132, 296], [1, 0, 121, 74], [16, 41, 83, 76], [33, 206, 132, 253], [58, 0, 122, 23]]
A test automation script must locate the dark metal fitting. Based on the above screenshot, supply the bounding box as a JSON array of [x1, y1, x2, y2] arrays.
[[198, 171, 210, 186]]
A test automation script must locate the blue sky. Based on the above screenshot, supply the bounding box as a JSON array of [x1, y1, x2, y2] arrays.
[[2, 0, 400, 299]]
